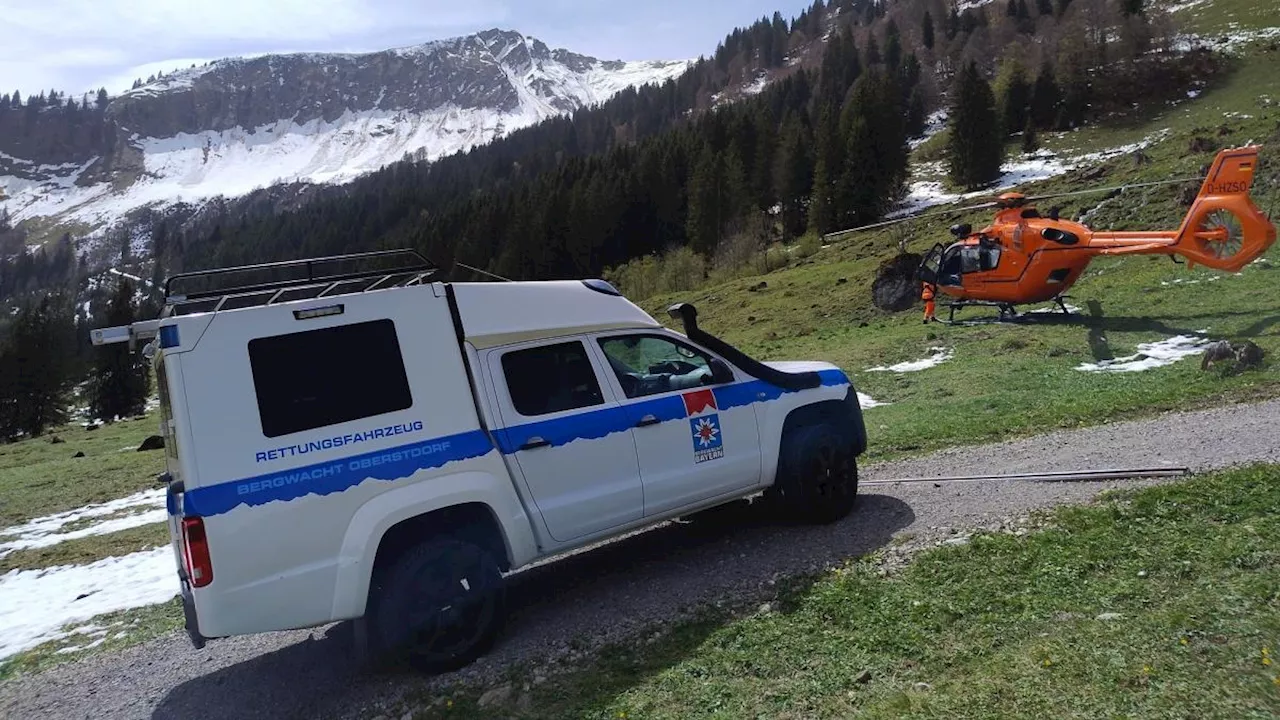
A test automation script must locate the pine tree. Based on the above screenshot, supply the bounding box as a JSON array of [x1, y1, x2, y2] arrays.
[[922, 11, 935, 50], [1030, 61, 1060, 129], [837, 81, 879, 228], [89, 279, 151, 422], [864, 36, 881, 66], [1021, 117, 1039, 154], [994, 54, 1031, 137], [947, 62, 1004, 189], [96, 88, 109, 110], [807, 107, 841, 236], [1055, 36, 1090, 129], [686, 146, 724, 256], [1036, 0, 1053, 15], [11, 90, 20, 107], [907, 85, 927, 137], [752, 106, 779, 211], [884, 20, 902, 70], [722, 146, 750, 227], [774, 115, 813, 239], [0, 294, 76, 439]]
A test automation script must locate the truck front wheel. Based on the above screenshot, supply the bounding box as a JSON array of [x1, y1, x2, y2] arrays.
[[773, 424, 859, 524], [366, 537, 505, 674]]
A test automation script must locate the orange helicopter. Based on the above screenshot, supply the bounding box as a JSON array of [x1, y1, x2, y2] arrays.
[[827, 145, 1277, 323]]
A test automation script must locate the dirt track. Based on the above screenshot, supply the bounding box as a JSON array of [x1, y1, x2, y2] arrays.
[[4, 397, 1279, 720]]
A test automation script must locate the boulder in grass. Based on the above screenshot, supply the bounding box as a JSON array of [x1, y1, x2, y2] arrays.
[[1201, 339, 1266, 375], [137, 435, 166, 451], [871, 253, 925, 312]]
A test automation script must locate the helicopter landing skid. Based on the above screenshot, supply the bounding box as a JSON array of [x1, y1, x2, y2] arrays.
[[941, 296, 1074, 325]]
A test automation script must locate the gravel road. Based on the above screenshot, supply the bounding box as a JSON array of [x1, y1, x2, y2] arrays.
[[4, 398, 1279, 720]]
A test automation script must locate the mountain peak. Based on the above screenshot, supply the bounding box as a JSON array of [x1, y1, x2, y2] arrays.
[[1, 30, 692, 239]]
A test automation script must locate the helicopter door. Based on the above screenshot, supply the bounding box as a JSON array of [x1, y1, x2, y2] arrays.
[[917, 243, 945, 285]]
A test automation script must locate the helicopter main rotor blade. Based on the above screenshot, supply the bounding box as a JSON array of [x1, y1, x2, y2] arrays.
[[1023, 176, 1205, 203], [823, 200, 998, 239], [823, 174, 1208, 241]]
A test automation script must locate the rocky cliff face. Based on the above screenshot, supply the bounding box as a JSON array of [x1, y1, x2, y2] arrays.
[[0, 29, 689, 243], [106, 30, 636, 137]]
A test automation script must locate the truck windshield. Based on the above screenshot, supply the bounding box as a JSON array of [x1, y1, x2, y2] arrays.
[[597, 335, 714, 399]]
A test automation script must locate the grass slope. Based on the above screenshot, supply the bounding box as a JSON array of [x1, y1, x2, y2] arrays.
[[0, 414, 165, 527], [411, 465, 1280, 719]]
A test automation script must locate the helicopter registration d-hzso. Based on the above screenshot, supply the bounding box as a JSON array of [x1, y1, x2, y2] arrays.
[[827, 145, 1277, 323]]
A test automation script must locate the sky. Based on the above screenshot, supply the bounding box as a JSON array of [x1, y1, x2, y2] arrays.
[[1, 0, 818, 97]]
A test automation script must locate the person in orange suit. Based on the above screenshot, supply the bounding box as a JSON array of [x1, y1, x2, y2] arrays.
[[921, 282, 936, 323]]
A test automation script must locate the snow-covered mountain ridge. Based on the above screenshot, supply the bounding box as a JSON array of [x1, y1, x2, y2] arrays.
[[0, 29, 690, 239]]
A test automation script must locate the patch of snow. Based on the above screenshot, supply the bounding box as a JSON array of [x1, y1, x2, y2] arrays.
[[107, 268, 144, 284], [1075, 335, 1212, 373], [0, 489, 166, 559], [909, 109, 948, 149], [742, 72, 770, 96], [890, 132, 1170, 219], [868, 347, 954, 373], [858, 392, 889, 409], [1173, 27, 1280, 55], [0, 547, 178, 660], [957, 0, 995, 9], [54, 636, 108, 654], [1164, 0, 1210, 13]]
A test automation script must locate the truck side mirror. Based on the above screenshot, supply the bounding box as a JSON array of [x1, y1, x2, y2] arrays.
[[708, 358, 734, 385]]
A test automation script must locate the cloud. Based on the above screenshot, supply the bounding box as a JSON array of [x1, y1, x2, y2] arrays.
[[1, 0, 510, 94]]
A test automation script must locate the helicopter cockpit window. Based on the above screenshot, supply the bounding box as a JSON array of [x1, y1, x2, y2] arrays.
[[959, 243, 1001, 273]]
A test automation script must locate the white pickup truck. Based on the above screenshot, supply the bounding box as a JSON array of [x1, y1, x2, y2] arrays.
[[91, 251, 868, 673]]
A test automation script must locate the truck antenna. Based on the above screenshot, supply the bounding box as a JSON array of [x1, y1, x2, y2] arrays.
[[455, 262, 514, 283]]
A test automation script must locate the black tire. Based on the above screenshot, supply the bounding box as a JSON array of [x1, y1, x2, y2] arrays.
[[772, 423, 859, 524], [365, 537, 505, 674]]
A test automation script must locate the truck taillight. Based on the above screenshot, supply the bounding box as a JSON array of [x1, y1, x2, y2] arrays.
[[181, 517, 213, 588]]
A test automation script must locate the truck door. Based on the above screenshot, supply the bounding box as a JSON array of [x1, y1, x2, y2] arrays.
[[486, 337, 644, 543], [591, 331, 762, 517]]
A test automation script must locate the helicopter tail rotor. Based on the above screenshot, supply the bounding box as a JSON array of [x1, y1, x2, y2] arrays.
[[1170, 145, 1277, 272]]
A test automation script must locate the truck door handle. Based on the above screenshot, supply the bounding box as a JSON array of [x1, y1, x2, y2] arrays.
[[521, 437, 550, 450], [635, 414, 660, 427]]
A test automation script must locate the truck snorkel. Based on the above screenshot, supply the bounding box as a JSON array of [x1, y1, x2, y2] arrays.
[[666, 303, 822, 391]]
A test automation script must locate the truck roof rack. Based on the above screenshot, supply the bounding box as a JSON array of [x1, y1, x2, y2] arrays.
[[162, 249, 439, 316]]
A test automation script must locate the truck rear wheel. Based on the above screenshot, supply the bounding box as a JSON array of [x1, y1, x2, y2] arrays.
[[366, 537, 505, 674], [773, 423, 859, 524]]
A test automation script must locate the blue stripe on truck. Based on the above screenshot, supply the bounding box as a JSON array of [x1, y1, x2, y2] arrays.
[[184, 369, 851, 517], [184, 429, 496, 517]]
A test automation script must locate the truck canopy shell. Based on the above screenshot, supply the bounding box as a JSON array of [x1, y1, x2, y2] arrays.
[[451, 280, 663, 349]]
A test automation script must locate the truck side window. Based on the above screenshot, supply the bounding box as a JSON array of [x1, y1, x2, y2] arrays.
[[248, 319, 413, 438], [501, 341, 604, 417], [598, 335, 714, 399]]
